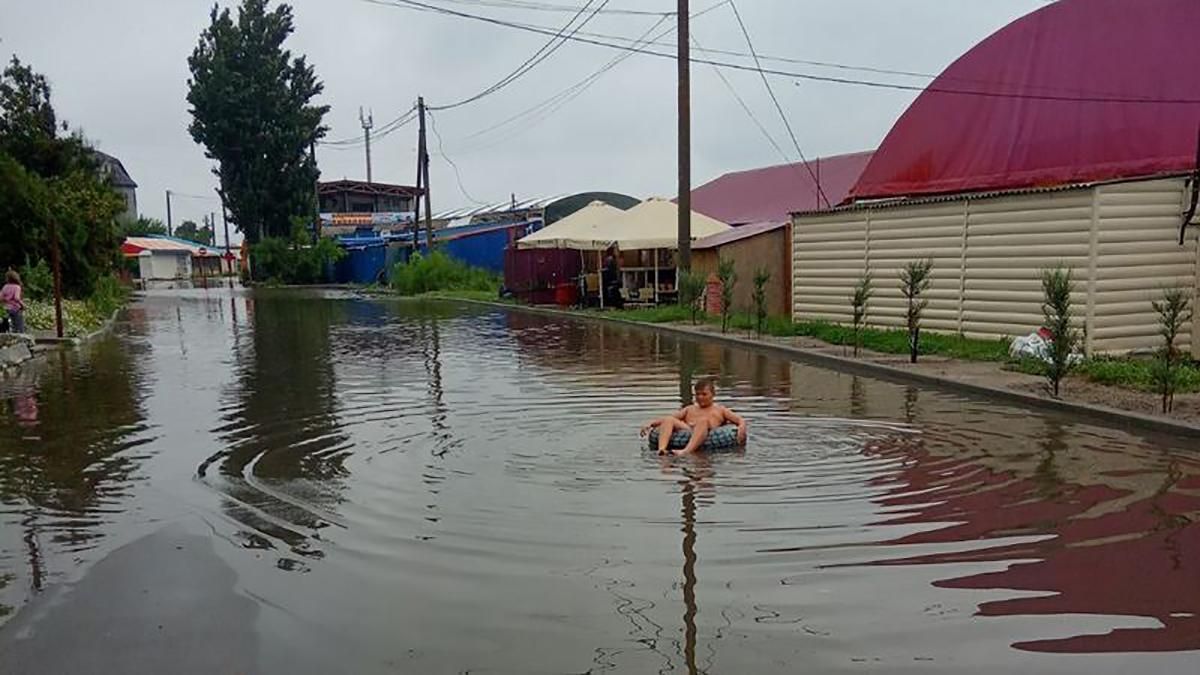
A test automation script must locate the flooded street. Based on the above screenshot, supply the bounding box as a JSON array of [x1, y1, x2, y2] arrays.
[[0, 288, 1197, 673]]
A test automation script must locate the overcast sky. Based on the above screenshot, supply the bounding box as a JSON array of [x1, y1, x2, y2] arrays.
[[2, 0, 1049, 238]]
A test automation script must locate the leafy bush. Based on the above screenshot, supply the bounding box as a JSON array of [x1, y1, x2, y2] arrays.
[[899, 259, 933, 364], [752, 267, 770, 337], [250, 231, 344, 285], [26, 299, 108, 337], [1150, 287, 1193, 412], [390, 250, 499, 296], [676, 270, 706, 325], [717, 257, 737, 333], [850, 273, 873, 357], [19, 258, 53, 301], [1040, 266, 1081, 398], [88, 274, 127, 316]]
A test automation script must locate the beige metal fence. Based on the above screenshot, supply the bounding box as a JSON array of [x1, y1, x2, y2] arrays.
[[792, 177, 1199, 355]]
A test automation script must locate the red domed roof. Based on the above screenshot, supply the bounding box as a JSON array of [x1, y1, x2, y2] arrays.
[[849, 0, 1200, 201]]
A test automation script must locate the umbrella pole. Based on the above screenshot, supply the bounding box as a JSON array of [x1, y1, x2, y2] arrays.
[[654, 248, 660, 304], [598, 249, 604, 309]]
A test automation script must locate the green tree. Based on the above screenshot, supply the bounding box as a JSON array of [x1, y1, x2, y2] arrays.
[[677, 270, 706, 325], [1040, 266, 1081, 398], [899, 259, 933, 364], [752, 267, 771, 337], [198, 224, 215, 245], [187, 0, 328, 244], [717, 257, 737, 333], [121, 215, 168, 237], [850, 272, 873, 357], [1, 57, 125, 296], [1150, 287, 1192, 413], [175, 219, 201, 241]]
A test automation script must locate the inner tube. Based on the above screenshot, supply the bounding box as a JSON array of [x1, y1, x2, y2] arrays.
[[648, 424, 742, 452]]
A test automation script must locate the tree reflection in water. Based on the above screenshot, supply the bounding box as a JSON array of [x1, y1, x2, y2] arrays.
[[0, 333, 149, 611]]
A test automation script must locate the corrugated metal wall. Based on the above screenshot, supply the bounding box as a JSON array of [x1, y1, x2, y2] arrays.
[[792, 177, 1199, 355]]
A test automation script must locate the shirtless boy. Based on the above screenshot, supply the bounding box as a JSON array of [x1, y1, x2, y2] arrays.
[[640, 378, 748, 455]]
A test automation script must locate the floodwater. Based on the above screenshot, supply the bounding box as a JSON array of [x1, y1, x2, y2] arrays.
[[0, 288, 1197, 674]]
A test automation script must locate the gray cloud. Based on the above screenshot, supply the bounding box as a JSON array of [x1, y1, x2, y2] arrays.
[[2, 0, 1048, 238]]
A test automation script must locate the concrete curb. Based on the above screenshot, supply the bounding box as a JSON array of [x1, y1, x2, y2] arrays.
[[418, 296, 1200, 440]]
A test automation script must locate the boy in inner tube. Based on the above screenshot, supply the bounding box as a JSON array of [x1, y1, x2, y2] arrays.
[[640, 378, 748, 455]]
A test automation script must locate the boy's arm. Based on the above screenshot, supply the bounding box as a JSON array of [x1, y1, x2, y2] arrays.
[[723, 407, 748, 442], [640, 407, 687, 436]]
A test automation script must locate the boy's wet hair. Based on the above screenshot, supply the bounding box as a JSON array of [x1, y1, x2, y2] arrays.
[[694, 378, 717, 394]]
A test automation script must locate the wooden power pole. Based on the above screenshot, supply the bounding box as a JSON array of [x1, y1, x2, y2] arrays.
[[677, 0, 692, 272], [48, 219, 64, 338], [418, 97, 433, 249], [165, 189, 174, 237], [413, 98, 425, 251]]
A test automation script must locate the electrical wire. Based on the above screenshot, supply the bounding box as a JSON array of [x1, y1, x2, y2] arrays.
[[421, 0, 670, 17], [365, 0, 1200, 105], [439, 1, 725, 153], [427, 0, 611, 112], [728, 0, 828, 208], [428, 111, 487, 204], [692, 33, 795, 173], [321, 105, 418, 147]]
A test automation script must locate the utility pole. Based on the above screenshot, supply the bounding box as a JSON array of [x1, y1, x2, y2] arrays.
[[48, 219, 64, 338], [221, 202, 233, 276], [165, 189, 174, 237], [311, 140, 321, 239], [360, 106, 375, 184], [413, 98, 425, 252], [417, 97, 433, 248], [677, 0, 692, 272], [209, 212, 216, 245]]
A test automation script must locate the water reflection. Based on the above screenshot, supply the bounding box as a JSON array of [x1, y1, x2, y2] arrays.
[[824, 363, 1200, 654], [203, 292, 351, 566], [3, 292, 1198, 672], [0, 334, 149, 612]]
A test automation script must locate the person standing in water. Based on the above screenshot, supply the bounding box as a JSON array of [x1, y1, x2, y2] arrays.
[[1, 269, 26, 334]]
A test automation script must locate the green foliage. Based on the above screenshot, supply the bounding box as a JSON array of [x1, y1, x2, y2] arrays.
[[850, 272, 873, 357], [899, 259, 933, 363], [173, 219, 216, 245], [1040, 266, 1081, 398], [0, 57, 125, 298], [677, 270, 706, 325], [717, 258, 737, 333], [1009, 355, 1200, 394], [87, 274, 127, 316], [187, 0, 328, 244], [18, 258, 52, 301], [250, 227, 344, 285], [1150, 287, 1193, 412], [120, 215, 167, 237], [752, 267, 770, 337], [390, 250, 499, 296], [174, 219, 201, 241]]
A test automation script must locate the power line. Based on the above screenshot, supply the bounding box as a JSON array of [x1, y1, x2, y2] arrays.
[[427, 0, 611, 112], [728, 0, 828, 208], [431, 0, 724, 153], [692, 33, 793, 171], [428, 111, 487, 204], [321, 105, 417, 147], [366, 0, 1200, 105], [452, 12, 676, 148], [396, 1, 1165, 102], [416, 0, 671, 16]]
